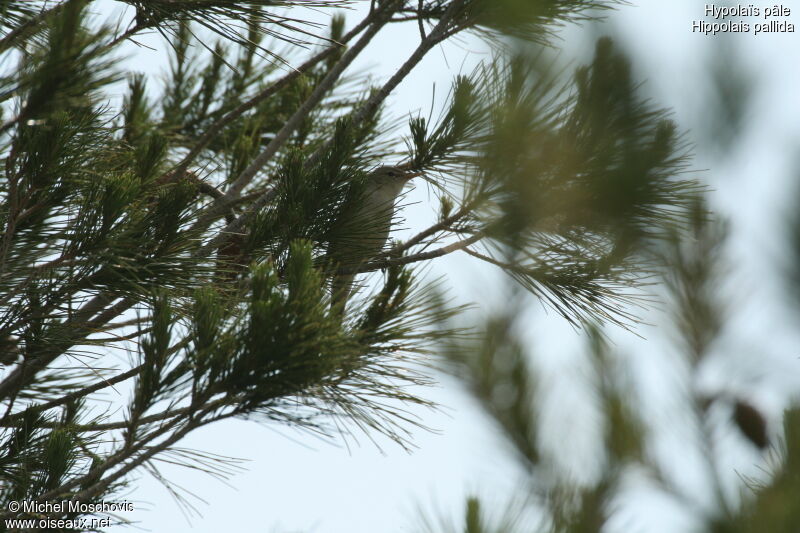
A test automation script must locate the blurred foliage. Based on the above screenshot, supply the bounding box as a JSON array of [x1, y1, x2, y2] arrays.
[[699, 41, 754, 155], [431, 15, 800, 533], [439, 194, 800, 532]]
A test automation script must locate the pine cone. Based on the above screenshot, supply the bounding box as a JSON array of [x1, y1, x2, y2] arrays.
[[733, 399, 769, 450]]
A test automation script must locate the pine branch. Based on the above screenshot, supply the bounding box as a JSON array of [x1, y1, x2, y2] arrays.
[[172, 6, 383, 178], [197, 0, 470, 258], [0, 365, 144, 426], [0, 398, 228, 432], [0, 329, 190, 427], [30, 411, 204, 504], [306, 0, 470, 169], [342, 232, 483, 275], [0, 298, 135, 402], [24, 385, 230, 508], [123, 0, 354, 54], [385, 200, 477, 257], [0, 2, 65, 53], [103, 22, 147, 51], [204, 0, 402, 218]]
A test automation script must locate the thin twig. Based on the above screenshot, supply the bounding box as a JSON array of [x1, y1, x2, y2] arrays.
[[342, 232, 483, 275], [385, 201, 476, 257], [101, 23, 145, 53], [417, 0, 427, 40], [462, 246, 515, 270]]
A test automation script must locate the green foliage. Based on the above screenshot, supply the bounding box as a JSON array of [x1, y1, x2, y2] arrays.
[[407, 0, 621, 44], [464, 0, 621, 42], [129, 0, 351, 56], [0, 1, 41, 34], [11, 0, 118, 127], [407, 74, 487, 172], [0, 0, 743, 530]]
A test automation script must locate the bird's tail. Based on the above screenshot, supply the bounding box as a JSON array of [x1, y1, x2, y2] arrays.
[[330, 272, 355, 315]]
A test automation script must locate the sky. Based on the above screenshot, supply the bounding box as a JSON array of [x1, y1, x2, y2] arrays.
[[75, 1, 800, 531]]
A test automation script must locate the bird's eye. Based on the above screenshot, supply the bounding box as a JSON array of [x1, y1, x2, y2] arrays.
[[387, 171, 397, 177]]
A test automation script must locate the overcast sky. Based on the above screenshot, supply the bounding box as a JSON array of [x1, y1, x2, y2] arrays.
[[85, 1, 800, 531]]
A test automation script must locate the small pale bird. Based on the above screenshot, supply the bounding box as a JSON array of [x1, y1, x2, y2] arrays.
[[328, 165, 421, 309]]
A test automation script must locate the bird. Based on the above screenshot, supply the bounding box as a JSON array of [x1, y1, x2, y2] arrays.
[[327, 165, 421, 310], [0, 335, 20, 366]]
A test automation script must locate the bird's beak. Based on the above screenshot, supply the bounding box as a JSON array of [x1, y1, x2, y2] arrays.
[[403, 171, 423, 182]]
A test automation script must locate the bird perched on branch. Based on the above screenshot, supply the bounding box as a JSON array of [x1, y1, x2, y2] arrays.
[[328, 165, 421, 310]]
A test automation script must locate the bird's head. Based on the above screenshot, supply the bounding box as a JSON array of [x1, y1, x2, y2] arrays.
[[369, 165, 422, 185], [367, 165, 423, 199]]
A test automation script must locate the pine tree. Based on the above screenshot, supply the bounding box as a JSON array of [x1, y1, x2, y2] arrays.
[[0, 1, 705, 529]]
